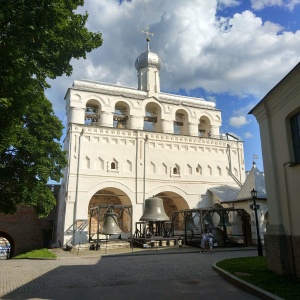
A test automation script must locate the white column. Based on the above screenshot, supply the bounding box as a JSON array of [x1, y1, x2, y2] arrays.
[[161, 119, 174, 134], [100, 111, 113, 127], [67, 107, 85, 125], [188, 122, 199, 137], [129, 115, 144, 130], [210, 125, 220, 138]]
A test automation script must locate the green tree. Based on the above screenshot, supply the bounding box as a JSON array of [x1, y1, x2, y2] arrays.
[[0, 0, 103, 216]]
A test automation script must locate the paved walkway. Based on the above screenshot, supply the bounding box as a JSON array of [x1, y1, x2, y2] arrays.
[[0, 246, 273, 300]]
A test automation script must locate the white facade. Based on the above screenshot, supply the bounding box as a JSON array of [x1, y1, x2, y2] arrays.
[[56, 41, 246, 246]]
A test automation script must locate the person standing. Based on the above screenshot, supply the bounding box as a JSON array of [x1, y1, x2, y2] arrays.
[[207, 230, 214, 253], [200, 230, 207, 253]]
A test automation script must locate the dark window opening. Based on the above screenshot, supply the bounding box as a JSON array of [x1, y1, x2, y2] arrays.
[[291, 112, 300, 163]]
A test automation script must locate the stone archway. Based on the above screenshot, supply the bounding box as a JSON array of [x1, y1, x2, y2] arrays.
[[88, 188, 132, 239]]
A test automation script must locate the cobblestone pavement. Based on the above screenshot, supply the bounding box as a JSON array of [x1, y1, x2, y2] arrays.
[[0, 247, 262, 300]]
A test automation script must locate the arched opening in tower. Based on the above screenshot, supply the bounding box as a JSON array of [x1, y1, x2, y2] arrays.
[[174, 109, 189, 135], [114, 101, 129, 129], [198, 115, 211, 137], [88, 188, 132, 239], [144, 102, 161, 132], [85, 100, 101, 125]]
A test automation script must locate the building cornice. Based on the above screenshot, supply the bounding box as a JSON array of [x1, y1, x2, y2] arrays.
[[68, 123, 243, 149]]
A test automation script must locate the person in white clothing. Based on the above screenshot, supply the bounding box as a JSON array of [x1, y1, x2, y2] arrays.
[[207, 230, 214, 253], [200, 230, 207, 253]]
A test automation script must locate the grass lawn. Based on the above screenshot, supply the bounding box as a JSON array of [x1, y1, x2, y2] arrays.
[[216, 257, 300, 300], [14, 248, 57, 259]]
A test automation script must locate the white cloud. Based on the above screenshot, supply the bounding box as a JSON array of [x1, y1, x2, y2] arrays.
[[218, 0, 241, 8], [251, 0, 283, 10], [229, 115, 249, 127], [244, 132, 254, 138], [251, 0, 300, 10], [47, 0, 300, 117], [232, 102, 257, 116], [228, 103, 254, 128], [287, 0, 300, 10]]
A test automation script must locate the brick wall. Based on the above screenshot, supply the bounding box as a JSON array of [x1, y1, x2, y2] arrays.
[[0, 184, 59, 257], [0, 205, 53, 257], [265, 233, 300, 278]]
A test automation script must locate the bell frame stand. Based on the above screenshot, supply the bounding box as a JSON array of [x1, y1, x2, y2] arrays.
[[171, 207, 249, 247], [133, 221, 182, 248], [89, 204, 133, 252]]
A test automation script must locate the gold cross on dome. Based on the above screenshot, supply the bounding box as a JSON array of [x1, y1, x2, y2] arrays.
[[141, 26, 154, 39]]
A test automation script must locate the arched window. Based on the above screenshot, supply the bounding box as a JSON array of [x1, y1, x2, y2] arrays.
[[196, 164, 202, 175], [108, 159, 118, 172], [172, 164, 180, 176]]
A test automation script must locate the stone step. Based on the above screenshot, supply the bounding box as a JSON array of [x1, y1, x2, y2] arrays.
[[74, 241, 131, 251]]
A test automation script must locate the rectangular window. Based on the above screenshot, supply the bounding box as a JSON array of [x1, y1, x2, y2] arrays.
[[291, 112, 300, 163]]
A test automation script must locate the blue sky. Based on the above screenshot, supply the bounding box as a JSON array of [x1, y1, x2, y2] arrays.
[[46, 0, 300, 174]]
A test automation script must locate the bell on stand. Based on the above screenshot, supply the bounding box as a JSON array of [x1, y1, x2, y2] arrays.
[[140, 197, 170, 237], [140, 197, 170, 222], [217, 212, 232, 227], [102, 208, 122, 235], [185, 215, 198, 231], [202, 213, 214, 230]]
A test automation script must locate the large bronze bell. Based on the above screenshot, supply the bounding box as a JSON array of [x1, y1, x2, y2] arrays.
[[217, 213, 232, 227], [202, 213, 214, 229], [140, 197, 170, 222], [102, 208, 122, 235], [185, 215, 198, 231]]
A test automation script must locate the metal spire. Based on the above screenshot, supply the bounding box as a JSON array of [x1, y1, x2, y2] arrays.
[[253, 154, 258, 165], [141, 26, 154, 50]]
